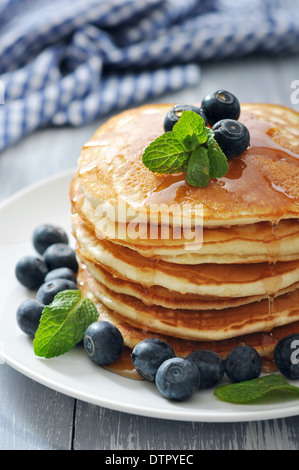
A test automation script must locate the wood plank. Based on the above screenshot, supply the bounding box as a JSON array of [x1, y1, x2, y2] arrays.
[[0, 364, 75, 450], [73, 400, 299, 450]]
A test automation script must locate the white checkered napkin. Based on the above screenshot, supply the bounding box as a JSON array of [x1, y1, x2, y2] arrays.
[[0, 0, 299, 151]]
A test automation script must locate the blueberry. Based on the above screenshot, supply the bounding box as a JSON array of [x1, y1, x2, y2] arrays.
[[16, 299, 44, 337], [201, 90, 240, 126], [132, 338, 175, 382], [45, 267, 77, 283], [155, 357, 200, 401], [15, 255, 48, 290], [84, 321, 124, 366], [36, 278, 78, 305], [43, 243, 78, 273], [163, 104, 208, 132], [212, 119, 250, 158], [33, 224, 69, 255], [186, 350, 224, 389], [224, 345, 262, 383], [274, 334, 299, 380]]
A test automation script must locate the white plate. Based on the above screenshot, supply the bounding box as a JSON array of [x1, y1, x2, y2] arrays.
[[1, 169, 299, 423]]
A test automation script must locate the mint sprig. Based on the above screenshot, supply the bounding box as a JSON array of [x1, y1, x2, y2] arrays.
[[33, 290, 99, 358], [142, 110, 228, 187], [214, 374, 299, 404], [141, 132, 189, 174]]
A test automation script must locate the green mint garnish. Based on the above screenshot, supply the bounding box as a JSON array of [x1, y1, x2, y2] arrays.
[[186, 147, 210, 188], [141, 132, 189, 174], [142, 110, 228, 187], [214, 374, 299, 404], [172, 110, 208, 151], [33, 290, 99, 358], [206, 128, 229, 178]]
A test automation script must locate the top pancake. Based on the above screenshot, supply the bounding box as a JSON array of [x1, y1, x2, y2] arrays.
[[77, 103, 299, 227]]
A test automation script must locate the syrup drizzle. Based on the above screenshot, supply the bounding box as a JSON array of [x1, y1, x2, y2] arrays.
[[103, 347, 143, 380]]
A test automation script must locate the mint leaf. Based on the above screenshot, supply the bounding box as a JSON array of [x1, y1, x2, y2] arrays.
[[214, 374, 299, 404], [186, 146, 210, 188], [173, 110, 207, 151], [33, 290, 99, 358], [206, 128, 229, 178], [142, 132, 190, 174]]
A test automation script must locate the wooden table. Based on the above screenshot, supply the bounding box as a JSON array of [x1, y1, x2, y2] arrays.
[[1, 55, 299, 450]]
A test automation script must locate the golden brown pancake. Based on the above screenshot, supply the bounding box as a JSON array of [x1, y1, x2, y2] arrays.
[[76, 103, 299, 227], [78, 263, 299, 342], [72, 213, 299, 298], [80, 257, 299, 310], [70, 176, 299, 264]]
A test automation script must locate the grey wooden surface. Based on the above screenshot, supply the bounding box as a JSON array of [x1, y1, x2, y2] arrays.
[[1, 55, 299, 450]]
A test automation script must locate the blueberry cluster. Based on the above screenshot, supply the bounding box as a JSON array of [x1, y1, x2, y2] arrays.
[[164, 90, 250, 158], [131, 337, 299, 402], [131, 338, 224, 401], [15, 224, 79, 337], [131, 340, 261, 401]]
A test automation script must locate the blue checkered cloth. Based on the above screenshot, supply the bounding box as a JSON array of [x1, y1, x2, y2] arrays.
[[0, 0, 299, 151]]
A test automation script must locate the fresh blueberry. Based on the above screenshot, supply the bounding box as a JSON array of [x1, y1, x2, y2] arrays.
[[15, 255, 48, 290], [43, 243, 78, 273], [201, 90, 240, 126], [212, 119, 250, 158], [16, 299, 44, 337], [186, 350, 224, 389], [155, 357, 200, 401], [132, 338, 175, 382], [224, 345, 262, 383], [33, 224, 69, 255], [84, 321, 124, 366], [163, 104, 208, 132], [45, 267, 77, 283], [36, 278, 78, 305], [274, 334, 299, 380]]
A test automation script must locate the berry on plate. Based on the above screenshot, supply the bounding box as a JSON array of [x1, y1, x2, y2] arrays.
[[274, 333, 299, 380], [84, 321, 124, 366], [33, 224, 69, 255], [224, 345, 262, 383], [187, 349, 224, 389], [16, 298, 44, 337], [15, 255, 48, 290], [36, 278, 78, 304], [43, 243, 78, 273], [155, 357, 200, 401]]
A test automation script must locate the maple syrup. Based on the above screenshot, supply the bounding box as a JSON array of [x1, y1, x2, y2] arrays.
[[103, 346, 143, 380]]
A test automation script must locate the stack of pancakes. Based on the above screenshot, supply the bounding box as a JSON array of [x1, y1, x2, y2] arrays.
[[70, 102, 299, 372]]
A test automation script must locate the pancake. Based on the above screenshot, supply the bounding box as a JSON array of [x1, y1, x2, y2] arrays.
[[70, 101, 299, 377], [77, 103, 299, 227], [70, 176, 299, 264], [80, 257, 299, 310], [72, 213, 299, 298], [78, 263, 299, 342]]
